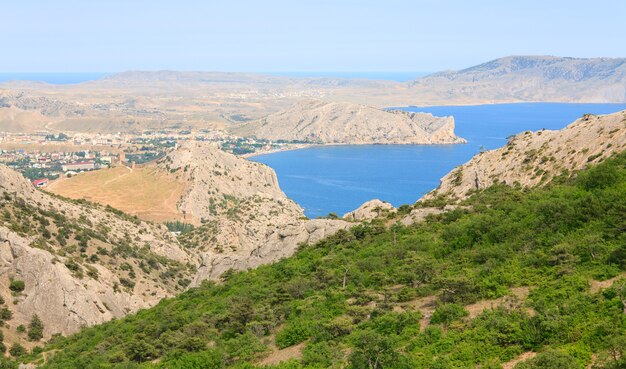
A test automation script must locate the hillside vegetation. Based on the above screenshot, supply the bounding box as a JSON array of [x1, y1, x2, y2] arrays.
[[14, 152, 625, 368]]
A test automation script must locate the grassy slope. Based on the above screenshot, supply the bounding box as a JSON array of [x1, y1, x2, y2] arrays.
[[20, 153, 626, 369], [47, 166, 185, 223]]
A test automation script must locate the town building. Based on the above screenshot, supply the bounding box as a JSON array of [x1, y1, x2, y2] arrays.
[[32, 178, 49, 188], [62, 161, 95, 172]]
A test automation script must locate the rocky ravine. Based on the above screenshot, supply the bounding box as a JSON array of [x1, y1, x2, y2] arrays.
[[157, 142, 349, 282], [426, 110, 626, 201], [233, 100, 466, 144], [0, 165, 192, 344]]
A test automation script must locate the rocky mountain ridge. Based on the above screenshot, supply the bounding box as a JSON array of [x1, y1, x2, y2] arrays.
[[156, 142, 349, 282], [425, 110, 626, 201], [234, 100, 466, 144], [410, 56, 626, 104]]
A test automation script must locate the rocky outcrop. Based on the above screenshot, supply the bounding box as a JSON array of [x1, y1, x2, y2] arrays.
[[193, 219, 347, 282], [343, 199, 395, 221], [235, 100, 466, 144], [425, 110, 626, 201], [156, 142, 349, 284], [0, 165, 194, 343]]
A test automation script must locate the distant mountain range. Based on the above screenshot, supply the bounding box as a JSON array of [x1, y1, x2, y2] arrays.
[[1, 56, 625, 134], [408, 56, 626, 104]]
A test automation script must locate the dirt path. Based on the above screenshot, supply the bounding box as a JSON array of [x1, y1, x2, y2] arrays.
[[465, 287, 530, 319], [257, 342, 305, 366], [102, 166, 132, 186], [401, 295, 437, 331], [502, 351, 537, 369], [590, 273, 626, 293]]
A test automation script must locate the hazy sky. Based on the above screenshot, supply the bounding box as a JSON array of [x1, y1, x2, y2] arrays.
[[2, 0, 625, 72]]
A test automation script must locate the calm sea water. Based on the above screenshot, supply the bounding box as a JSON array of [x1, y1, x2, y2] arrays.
[[251, 103, 626, 218]]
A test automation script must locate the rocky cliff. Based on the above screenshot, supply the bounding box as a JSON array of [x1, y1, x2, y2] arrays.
[[156, 142, 348, 282], [0, 165, 193, 344], [425, 110, 626, 201], [233, 100, 466, 144]]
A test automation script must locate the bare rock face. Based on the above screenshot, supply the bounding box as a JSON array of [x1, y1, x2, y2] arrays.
[[192, 219, 348, 282], [0, 228, 157, 334], [425, 110, 626, 201], [0, 165, 193, 342], [235, 100, 466, 144], [343, 199, 396, 221], [156, 142, 349, 284]]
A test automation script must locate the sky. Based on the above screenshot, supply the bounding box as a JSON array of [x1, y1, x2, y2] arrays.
[[2, 0, 625, 73]]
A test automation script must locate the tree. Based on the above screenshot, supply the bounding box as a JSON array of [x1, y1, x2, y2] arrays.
[[27, 315, 44, 341], [349, 330, 409, 369], [125, 335, 158, 362]]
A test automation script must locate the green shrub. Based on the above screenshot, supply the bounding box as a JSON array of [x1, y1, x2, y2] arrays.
[[514, 350, 580, 369], [275, 322, 313, 349], [8, 280, 24, 293], [0, 308, 12, 321], [430, 303, 469, 325], [8, 343, 26, 358], [27, 315, 44, 341]]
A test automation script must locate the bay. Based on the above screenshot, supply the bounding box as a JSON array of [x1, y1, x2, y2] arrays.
[[253, 103, 626, 218]]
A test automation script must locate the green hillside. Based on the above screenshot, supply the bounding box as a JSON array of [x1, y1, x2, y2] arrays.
[[18, 153, 626, 368]]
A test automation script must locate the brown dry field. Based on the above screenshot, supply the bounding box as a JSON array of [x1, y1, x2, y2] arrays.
[[47, 165, 185, 222]]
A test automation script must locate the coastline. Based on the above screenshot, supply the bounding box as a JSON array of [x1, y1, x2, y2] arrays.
[[241, 139, 472, 159], [241, 144, 316, 158]]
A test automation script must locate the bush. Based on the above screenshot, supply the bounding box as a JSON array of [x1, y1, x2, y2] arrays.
[[162, 349, 223, 369], [275, 322, 313, 349], [430, 303, 468, 325], [27, 314, 44, 341], [8, 280, 24, 293], [514, 350, 579, 369], [303, 341, 343, 367], [0, 308, 12, 321], [8, 343, 26, 358]]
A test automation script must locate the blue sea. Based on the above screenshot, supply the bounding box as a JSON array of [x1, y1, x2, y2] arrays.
[[251, 103, 626, 218]]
